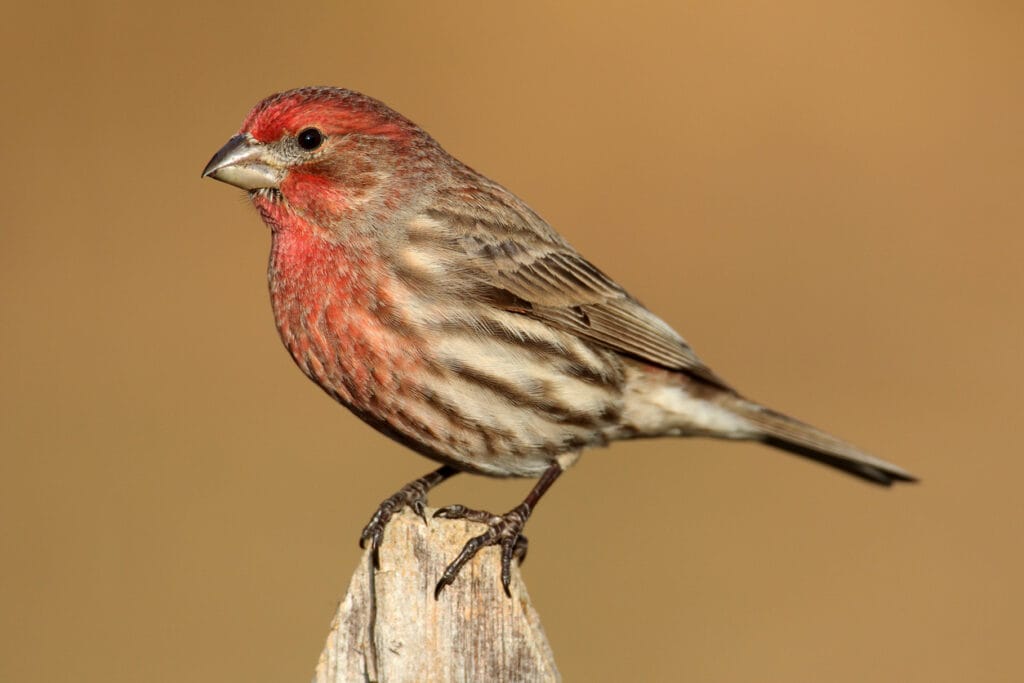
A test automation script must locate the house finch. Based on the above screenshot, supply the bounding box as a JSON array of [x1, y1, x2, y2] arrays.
[[203, 87, 915, 597]]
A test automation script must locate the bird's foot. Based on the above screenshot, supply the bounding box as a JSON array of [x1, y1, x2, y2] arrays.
[[432, 503, 531, 598], [359, 466, 456, 568]]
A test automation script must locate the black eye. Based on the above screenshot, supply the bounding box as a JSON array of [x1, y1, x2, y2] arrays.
[[296, 128, 324, 150]]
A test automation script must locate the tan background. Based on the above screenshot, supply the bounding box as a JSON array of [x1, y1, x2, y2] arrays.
[[2, 2, 1021, 681]]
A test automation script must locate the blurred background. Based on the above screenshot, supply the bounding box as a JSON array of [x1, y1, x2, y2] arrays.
[[2, 2, 1021, 681]]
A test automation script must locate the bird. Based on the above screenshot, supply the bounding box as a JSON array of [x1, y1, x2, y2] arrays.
[[202, 86, 915, 597]]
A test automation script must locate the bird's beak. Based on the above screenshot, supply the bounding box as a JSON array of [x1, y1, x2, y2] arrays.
[[202, 134, 284, 191]]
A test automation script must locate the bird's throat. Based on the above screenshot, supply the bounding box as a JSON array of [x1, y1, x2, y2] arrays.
[[265, 207, 410, 408]]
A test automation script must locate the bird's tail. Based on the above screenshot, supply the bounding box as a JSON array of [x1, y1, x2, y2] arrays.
[[729, 399, 917, 486]]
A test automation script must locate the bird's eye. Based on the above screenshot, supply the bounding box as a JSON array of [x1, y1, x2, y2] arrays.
[[296, 128, 324, 151]]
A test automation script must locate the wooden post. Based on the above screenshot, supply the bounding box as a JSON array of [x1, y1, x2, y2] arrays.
[[312, 509, 560, 683]]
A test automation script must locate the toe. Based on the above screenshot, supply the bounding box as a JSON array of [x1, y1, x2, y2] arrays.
[[433, 504, 468, 519]]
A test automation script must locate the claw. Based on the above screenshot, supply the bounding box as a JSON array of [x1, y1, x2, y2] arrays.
[[434, 527, 493, 599], [413, 500, 428, 524], [432, 502, 531, 599], [434, 504, 496, 525], [513, 535, 528, 564], [358, 466, 457, 569], [359, 511, 388, 568], [432, 504, 465, 519], [500, 537, 517, 596], [368, 462, 563, 599]]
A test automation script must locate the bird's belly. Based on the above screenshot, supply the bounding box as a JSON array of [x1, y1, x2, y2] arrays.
[[274, 285, 627, 476]]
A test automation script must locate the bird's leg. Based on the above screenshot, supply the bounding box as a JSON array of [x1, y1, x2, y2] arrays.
[[360, 465, 459, 568], [433, 462, 563, 598]]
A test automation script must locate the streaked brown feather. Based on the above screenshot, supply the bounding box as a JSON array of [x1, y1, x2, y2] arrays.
[[428, 177, 733, 390]]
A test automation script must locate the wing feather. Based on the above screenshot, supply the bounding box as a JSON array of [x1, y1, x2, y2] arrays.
[[425, 180, 732, 390]]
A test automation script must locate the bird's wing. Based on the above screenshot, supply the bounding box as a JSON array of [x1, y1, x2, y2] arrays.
[[425, 188, 732, 390]]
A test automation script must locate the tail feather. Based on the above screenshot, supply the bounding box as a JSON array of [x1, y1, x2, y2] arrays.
[[733, 401, 917, 486]]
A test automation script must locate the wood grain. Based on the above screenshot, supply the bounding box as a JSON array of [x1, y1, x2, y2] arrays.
[[313, 509, 559, 682]]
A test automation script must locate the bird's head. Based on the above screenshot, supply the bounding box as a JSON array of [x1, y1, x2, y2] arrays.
[[203, 87, 434, 228]]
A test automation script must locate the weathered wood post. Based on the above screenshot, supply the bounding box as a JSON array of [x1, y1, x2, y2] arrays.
[[313, 509, 560, 682]]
